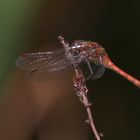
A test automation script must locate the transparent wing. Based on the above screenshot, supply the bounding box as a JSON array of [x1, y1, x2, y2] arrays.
[[79, 61, 106, 80], [15, 49, 72, 73]]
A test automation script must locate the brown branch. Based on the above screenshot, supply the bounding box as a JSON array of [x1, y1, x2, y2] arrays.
[[73, 69, 101, 140]]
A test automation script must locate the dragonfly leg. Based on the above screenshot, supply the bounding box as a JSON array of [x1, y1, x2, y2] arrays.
[[85, 60, 93, 80]]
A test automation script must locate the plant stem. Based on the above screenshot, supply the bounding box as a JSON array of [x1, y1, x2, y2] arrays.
[[83, 95, 101, 140], [73, 69, 101, 140]]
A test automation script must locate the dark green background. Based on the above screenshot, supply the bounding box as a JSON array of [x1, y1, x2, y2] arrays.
[[0, 0, 140, 139]]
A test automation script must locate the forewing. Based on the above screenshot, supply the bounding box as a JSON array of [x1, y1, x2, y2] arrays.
[[15, 49, 71, 73]]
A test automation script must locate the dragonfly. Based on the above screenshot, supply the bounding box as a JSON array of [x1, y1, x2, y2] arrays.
[[16, 36, 140, 88]]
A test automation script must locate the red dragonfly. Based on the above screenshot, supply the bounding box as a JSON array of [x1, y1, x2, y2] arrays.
[[16, 36, 140, 88]]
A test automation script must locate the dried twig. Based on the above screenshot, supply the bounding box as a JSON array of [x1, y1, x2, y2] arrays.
[[73, 68, 101, 140]]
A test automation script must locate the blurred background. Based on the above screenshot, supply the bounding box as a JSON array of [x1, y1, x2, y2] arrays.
[[0, 0, 140, 140]]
